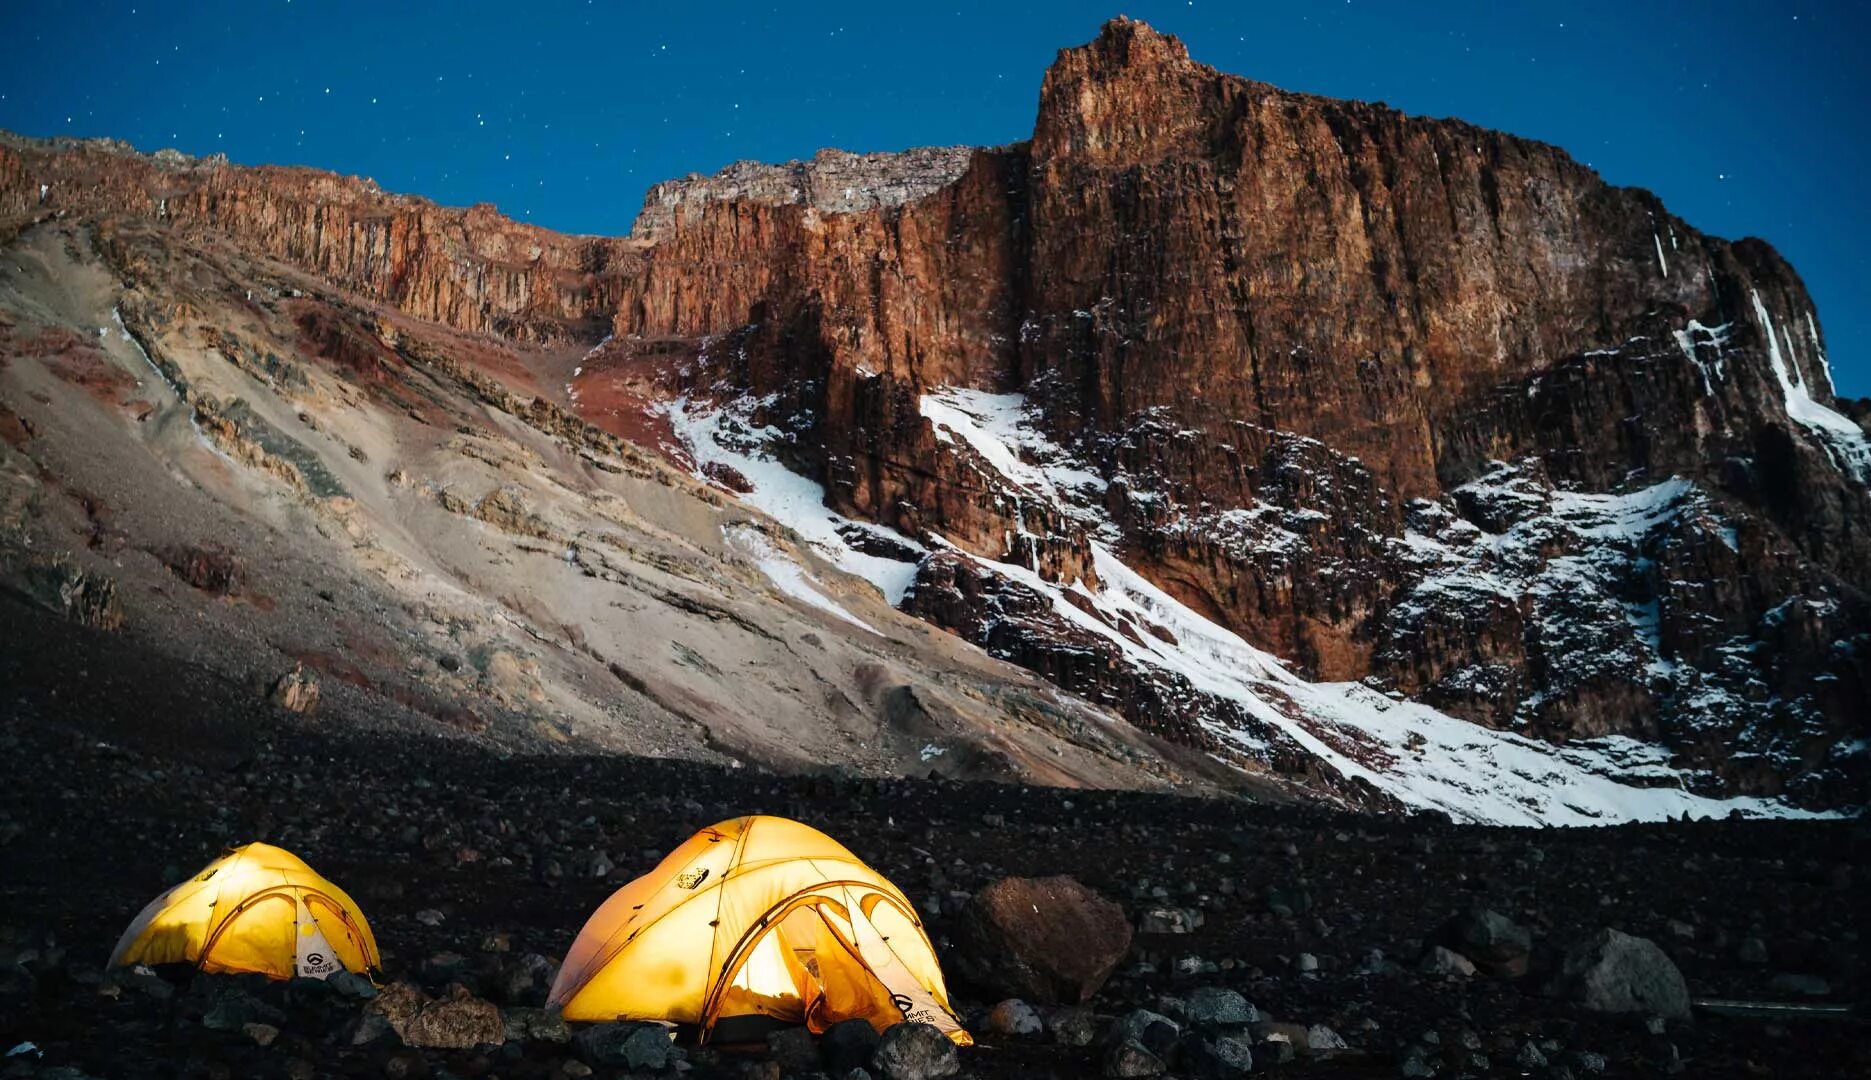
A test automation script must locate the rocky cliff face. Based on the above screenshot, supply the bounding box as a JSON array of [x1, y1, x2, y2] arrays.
[[0, 131, 641, 340], [2, 18, 1863, 813]]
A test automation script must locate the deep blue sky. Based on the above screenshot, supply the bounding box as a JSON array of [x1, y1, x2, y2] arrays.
[[2, 1, 1864, 395]]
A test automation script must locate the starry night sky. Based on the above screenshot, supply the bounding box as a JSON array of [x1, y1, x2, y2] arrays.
[[2, 1, 1864, 394]]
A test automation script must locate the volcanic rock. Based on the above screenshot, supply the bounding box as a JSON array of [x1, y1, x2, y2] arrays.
[[367, 982, 504, 1050], [952, 875, 1133, 1003], [868, 1022, 958, 1080], [267, 664, 320, 715], [1440, 905, 1533, 977], [1552, 928, 1692, 1020]]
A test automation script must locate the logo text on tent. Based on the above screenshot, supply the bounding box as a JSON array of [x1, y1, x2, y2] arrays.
[[675, 868, 710, 890]]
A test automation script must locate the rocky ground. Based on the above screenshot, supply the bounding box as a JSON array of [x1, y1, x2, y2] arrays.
[[1, 594, 1864, 1080]]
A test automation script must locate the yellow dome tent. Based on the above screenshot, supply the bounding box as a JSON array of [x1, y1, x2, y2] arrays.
[[549, 815, 971, 1046], [109, 842, 379, 981]]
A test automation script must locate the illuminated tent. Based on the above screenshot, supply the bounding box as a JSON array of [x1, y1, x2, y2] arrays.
[[549, 815, 971, 1045], [109, 842, 379, 981]]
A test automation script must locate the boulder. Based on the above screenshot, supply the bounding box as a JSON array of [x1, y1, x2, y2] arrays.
[[367, 982, 504, 1049], [869, 1022, 959, 1080], [952, 875, 1132, 1003], [768, 1026, 820, 1070], [1440, 906, 1532, 976], [572, 1021, 681, 1070], [822, 1018, 882, 1073], [1552, 928, 1691, 1020]]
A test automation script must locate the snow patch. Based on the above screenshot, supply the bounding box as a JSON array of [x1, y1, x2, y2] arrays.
[[1671, 320, 1730, 395], [953, 537, 1823, 826], [665, 397, 925, 603], [1804, 310, 1835, 395], [1751, 290, 1870, 482], [1653, 233, 1669, 277], [723, 524, 880, 635], [919, 388, 1107, 500]]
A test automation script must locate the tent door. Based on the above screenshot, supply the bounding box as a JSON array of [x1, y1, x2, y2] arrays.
[[846, 896, 963, 1038], [293, 895, 342, 979], [703, 889, 962, 1043]]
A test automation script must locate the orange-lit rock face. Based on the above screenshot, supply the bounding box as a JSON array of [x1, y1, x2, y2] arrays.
[[2, 17, 1863, 801]]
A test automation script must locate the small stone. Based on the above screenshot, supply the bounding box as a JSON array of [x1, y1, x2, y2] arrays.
[[345, 1011, 395, 1047], [1515, 1041, 1548, 1068], [504, 1005, 571, 1044], [1107, 1009, 1179, 1053], [560, 1062, 592, 1079], [1307, 1024, 1348, 1052], [114, 965, 174, 1001], [869, 1022, 959, 1080], [268, 664, 320, 714], [1264, 885, 1312, 918], [503, 952, 560, 1003], [1295, 952, 1319, 973], [1183, 987, 1258, 1029], [984, 998, 1043, 1037], [1419, 946, 1476, 979], [1737, 936, 1768, 965], [1137, 907, 1204, 934], [1399, 1045, 1438, 1078], [1185, 1033, 1254, 1078], [1249, 1021, 1309, 1062], [243, 1023, 280, 1047], [1047, 1006, 1098, 1047], [414, 909, 446, 927], [1104, 1038, 1166, 1078], [326, 970, 378, 1000]]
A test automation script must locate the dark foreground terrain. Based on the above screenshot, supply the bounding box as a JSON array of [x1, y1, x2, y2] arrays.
[[1, 595, 1865, 1080]]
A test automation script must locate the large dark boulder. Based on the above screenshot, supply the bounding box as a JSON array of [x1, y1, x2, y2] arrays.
[[1551, 928, 1691, 1020], [952, 875, 1133, 1004]]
